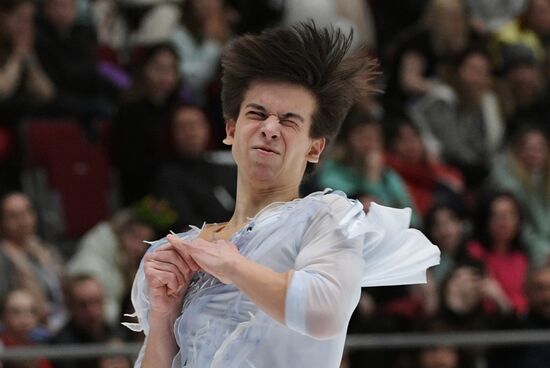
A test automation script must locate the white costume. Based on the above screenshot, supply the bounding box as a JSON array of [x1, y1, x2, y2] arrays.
[[126, 190, 440, 367]]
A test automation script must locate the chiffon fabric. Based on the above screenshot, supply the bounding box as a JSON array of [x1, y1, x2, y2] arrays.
[[125, 189, 440, 368]]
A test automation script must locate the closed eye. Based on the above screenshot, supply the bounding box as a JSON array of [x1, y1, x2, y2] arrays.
[[247, 111, 268, 120]]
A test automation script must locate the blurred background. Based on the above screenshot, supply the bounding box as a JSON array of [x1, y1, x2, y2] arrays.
[[0, 0, 549, 367]]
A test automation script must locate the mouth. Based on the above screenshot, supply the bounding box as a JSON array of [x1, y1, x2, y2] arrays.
[[252, 146, 280, 155]]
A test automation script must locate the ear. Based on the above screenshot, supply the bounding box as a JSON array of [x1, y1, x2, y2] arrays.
[[306, 137, 326, 163], [223, 119, 236, 145]]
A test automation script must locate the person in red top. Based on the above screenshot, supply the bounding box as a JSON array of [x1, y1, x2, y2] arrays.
[[467, 190, 530, 314], [385, 117, 464, 217], [0, 288, 52, 368]]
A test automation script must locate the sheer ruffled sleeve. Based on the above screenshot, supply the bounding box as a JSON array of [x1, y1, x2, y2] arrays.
[[360, 202, 440, 287], [284, 193, 365, 339], [284, 193, 440, 339]]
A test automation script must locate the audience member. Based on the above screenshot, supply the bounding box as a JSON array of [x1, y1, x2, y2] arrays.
[[465, 0, 527, 35], [154, 104, 236, 229], [493, 0, 550, 68], [0, 289, 52, 368], [415, 320, 474, 368], [383, 0, 475, 113], [410, 48, 503, 188], [490, 126, 550, 266], [50, 274, 130, 368], [0, 192, 64, 330], [35, 0, 105, 123], [386, 118, 464, 216], [318, 108, 420, 226], [65, 208, 155, 326], [497, 44, 550, 138], [425, 203, 470, 286], [0, 0, 55, 122], [171, 0, 237, 103], [517, 266, 550, 367], [112, 42, 186, 205], [119, 0, 182, 47], [438, 263, 510, 330], [467, 191, 529, 314]]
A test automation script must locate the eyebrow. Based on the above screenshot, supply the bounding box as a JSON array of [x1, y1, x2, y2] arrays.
[[245, 103, 305, 123]]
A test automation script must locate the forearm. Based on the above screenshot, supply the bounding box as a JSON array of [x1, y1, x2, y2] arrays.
[[27, 57, 55, 100], [228, 256, 291, 324], [141, 312, 178, 368], [0, 56, 23, 98]]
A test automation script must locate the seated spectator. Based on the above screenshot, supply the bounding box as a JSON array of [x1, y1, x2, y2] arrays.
[[438, 262, 511, 329], [465, 0, 527, 35], [0, 289, 52, 368], [0, 0, 55, 122], [383, 0, 475, 114], [112, 42, 187, 205], [50, 274, 130, 368], [318, 108, 420, 226], [410, 48, 504, 188], [0, 0, 55, 192], [492, 0, 550, 69], [518, 265, 550, 367], [35, 0, 106, 123], [467, 191, 530, 314], [496, 44, 550, 138], [386, 117, 464, 216], [0, 192, 64, 330], [489, 126, 550, 266], [154, 104, 237, 229], [171, 0, 238, 103], [65, 207, 156, 326], [119, 0, 182, 47], [415, 320, 474, 368], [425, 203, 470, 286]]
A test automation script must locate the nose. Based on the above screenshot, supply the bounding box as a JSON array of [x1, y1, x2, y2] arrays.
[[260, 114, 280, 140]]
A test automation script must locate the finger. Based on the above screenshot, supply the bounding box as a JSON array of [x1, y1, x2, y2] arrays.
[[167, 235, 201, 271], [153, 248, 195, 277], [145, 256, 187, 287], [144, 266, 181, 295], [152, 258, 192, 286]]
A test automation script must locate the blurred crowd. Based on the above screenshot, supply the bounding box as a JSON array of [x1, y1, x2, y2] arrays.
[[0, 0, 550, 367]]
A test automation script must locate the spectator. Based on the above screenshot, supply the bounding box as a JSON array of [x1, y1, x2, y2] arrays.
[[0, 0, 55, 122], [489, 126, 550, 266], [35, 0, 105, 123], [465, 0, 527, 35], [415, 320, 473, 368], [171, 0, 238, 103], [425, 203, 470, 286], [496, 44, 550, 138], [317, 108, 420, 226], [112, 42, 186, 205], [0, 192, 64, 330], [50, 274, 130, 368], [386, 117, 464, 216], [467, 191, 529, 314], [492, 0, 550, 68], [154, 104, 236, 229], [410, 48, 504, 188], [517, 265, 550, 367], [65, 208, 155, 326], [120, 0, 182, 47], [438, 263, 511, 330], [0, 289, 52, 368], [383, 0, 475, 113]]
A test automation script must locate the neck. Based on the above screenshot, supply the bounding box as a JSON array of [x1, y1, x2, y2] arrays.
[[227, 174, 300, 229], [492, 240, 510, 253]]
